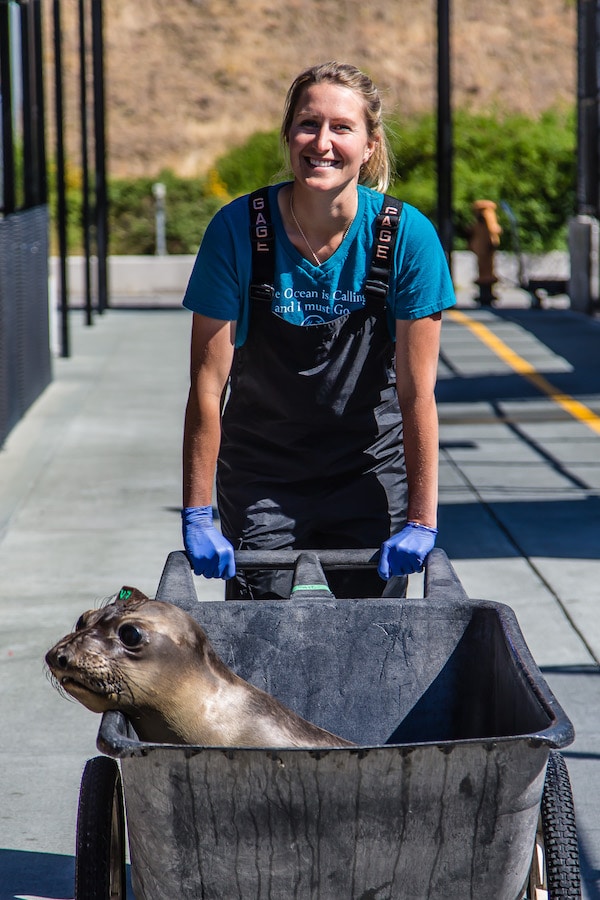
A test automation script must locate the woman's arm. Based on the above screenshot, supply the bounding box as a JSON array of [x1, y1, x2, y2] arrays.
[[183, 313, 235, 508], [182, 313, 236, 579], [394, 311, 442, 529], [377, 312, 442, 580]]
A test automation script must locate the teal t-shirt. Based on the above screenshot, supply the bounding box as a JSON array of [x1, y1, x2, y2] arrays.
[[183, 183, 455, 347]]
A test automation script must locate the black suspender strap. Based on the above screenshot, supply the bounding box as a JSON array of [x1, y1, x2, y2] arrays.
[[249, 187, 275, 301], [249, 189, 403, 304], [364, 195, 403, 302]]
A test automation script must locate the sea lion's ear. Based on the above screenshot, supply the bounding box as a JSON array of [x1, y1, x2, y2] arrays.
[[116, 586, 149, 604]]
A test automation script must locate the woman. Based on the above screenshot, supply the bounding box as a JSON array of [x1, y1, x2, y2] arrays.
[[181, 61, 455, 599]]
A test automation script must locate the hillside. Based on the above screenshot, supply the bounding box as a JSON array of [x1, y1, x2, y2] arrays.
[[48, 0, 577, 178]]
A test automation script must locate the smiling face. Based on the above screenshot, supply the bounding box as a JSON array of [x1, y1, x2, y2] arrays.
[[286, 82, 376, 195]]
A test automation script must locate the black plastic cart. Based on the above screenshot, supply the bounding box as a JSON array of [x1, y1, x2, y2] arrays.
[[74, 548, 580, 899]]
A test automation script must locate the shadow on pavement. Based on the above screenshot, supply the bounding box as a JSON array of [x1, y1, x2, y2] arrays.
[[0, 849, 74, 900], [0, 848, 133, 900], [440, 306, 600, 402], [438, 496, 600, 560]]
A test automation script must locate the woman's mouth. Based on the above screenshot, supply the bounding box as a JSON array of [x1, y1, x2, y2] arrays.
[[307, 158, 338, 169]]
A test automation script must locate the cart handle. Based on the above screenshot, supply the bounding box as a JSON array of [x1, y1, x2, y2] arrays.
[[235, 548, 469, 600], [156, 547, 469, 604], [234, 549, 378, 570]]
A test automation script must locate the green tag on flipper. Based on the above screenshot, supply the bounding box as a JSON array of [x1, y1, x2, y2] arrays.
[[119, 588, 132, 601]]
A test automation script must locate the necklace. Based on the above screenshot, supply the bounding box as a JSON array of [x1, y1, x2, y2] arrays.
[[289, 192, 355, 267]]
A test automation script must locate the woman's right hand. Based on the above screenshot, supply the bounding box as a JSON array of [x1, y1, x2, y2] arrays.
[[377, 522, 438, 579], [182, 506, 236, 579]]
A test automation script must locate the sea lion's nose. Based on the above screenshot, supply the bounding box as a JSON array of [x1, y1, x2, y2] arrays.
[[46, 643, 73, 669]]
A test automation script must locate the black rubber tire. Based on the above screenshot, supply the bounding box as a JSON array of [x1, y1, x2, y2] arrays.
[[75, 756, 127, 900], [541, 750, 581, 899]]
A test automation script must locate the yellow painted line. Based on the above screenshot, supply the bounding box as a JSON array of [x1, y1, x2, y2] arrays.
[[448, 308, 600, 436]]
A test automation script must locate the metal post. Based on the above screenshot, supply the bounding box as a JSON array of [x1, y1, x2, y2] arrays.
[[152, 182, 167, 256], [20, 1, 38, 207], [32, 0, 47, 205], [18, 0, 46, 207], [78, 0, 93, 325], [597, 0, 600, 217], [569, 0, 600, 314], [437, 0, 453, 266], [53, 0, 70, 357], [91, 0, 109, 312], [576, 0, 599, 216], [0, 2, 15, 213]]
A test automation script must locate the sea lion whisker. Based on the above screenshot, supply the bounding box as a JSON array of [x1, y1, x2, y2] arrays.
[[47, 670, 64, 694], [46, 669, 79, 703]]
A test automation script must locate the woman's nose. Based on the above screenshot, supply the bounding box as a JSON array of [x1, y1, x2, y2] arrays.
[[313, 125, 332, 153]]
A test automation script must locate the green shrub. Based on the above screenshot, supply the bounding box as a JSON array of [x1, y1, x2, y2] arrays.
[[47, 108, 576, 255], [214, 130, 286, 197], [211, 108, 576, 252], [108, 170, 225, 255], [454, 108, 576, 252], [46, 159, 83, 255], [388, 108, 576, 251]]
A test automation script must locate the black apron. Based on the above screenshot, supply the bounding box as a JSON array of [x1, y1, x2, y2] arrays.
[[217, 284, 408, 599]]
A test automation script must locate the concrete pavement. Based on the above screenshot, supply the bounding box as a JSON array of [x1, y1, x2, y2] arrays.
[[436, 282, 600, 900], [1, 262, 599, 898]]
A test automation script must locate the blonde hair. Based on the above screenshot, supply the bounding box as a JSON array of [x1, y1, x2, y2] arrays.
[[280, 61, 393, 193]]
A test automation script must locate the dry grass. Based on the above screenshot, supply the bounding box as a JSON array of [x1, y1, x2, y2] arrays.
[[47, 0, 576, 178]]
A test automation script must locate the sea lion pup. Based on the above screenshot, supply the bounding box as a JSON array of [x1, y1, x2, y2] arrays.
[[45, 587, 353, 748]]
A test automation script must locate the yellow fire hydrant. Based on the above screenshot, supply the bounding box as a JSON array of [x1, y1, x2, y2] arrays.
[[468, 200, 502, 305]]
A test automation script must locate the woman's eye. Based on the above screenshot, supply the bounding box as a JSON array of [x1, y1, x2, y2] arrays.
[[118, 623, 144, 648]]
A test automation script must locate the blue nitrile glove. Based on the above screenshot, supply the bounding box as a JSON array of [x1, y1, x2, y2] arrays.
[[181, 506, 236, 579], [378, 522, 438, 579]]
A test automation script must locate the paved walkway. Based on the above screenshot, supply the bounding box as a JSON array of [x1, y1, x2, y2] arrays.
[[0, 273, 599, 899], [439, 282, 600, 900]]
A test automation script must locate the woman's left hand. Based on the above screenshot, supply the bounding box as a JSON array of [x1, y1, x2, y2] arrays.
[[378, 522, 438, 579]]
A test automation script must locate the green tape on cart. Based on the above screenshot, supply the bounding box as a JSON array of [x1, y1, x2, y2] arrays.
[[291, 584, 332, 593]]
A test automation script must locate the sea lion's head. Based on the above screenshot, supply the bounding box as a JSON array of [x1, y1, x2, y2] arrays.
[[45, 587, 223, 740]]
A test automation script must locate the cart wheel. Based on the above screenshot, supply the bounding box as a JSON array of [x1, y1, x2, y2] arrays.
[[75, 756, 127, 900], [524, 751, 581, 900]]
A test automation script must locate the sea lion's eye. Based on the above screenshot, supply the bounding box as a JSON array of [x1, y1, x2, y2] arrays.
[[75, 615, 86, 631], [118, 623, 144, 648]]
